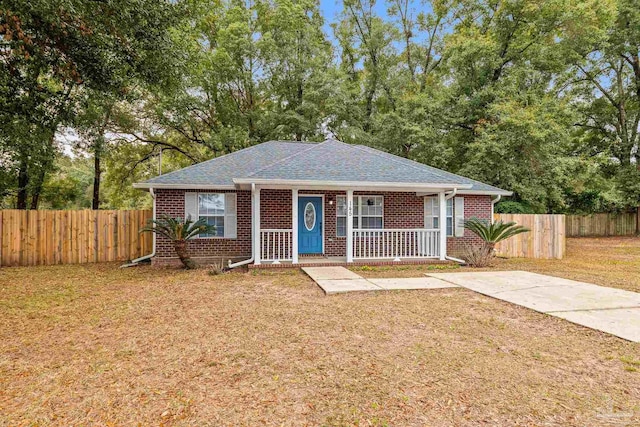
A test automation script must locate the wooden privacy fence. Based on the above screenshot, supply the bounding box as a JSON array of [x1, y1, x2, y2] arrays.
[[0, 210, 153, 267], [566, 211, 639, 237], [493, 214, 566, 259]]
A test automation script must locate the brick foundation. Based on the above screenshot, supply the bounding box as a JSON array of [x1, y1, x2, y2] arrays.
[[152, 188, 493, 264]]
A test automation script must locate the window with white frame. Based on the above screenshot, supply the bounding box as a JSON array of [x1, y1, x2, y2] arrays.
[[425, 196, 454, 236], [336, 195, 383, 236], [198, 193, 225, 237]]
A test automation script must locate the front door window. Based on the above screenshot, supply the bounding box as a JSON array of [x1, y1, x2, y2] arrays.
[[304, 202, 316, 231]]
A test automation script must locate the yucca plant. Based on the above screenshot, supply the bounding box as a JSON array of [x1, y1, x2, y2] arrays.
[[463, 218, 529, 266], [140, 215, 215, 269], [464, 218, 530, 251]]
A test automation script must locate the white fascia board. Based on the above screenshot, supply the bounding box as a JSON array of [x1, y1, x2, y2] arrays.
[[232, 178, 472, 192], [133, 182, 237, 190], [455, 189, 513, 196]]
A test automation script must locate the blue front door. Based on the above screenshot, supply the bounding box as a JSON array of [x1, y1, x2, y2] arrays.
[[298, 196, 323, 254]]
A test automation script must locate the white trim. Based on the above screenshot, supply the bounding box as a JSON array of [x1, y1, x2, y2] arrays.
[[133, 182, 237, 190], [298, 194, 324, 255], [455, 189, 513, 196], [292, 189, 299, 264], [133, 181, 512, 196], [235, 178, 472, 191], [346, 190, 354, 263], [253, 188, 261, 265], [438, 191, 447, 260]]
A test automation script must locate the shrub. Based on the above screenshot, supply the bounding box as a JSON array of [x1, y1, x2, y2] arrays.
[[463, 218, 529, 266], [462, 245, 493, 267], [140, 215, 216, 269]]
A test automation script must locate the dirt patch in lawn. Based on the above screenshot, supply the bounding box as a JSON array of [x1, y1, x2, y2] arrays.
[[353, 237, 640, 293], [1, 262, 639, 426]]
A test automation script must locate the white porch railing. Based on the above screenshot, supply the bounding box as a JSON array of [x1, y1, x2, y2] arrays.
[[352, 228, 440, 260], [260, 229, 293, 262]]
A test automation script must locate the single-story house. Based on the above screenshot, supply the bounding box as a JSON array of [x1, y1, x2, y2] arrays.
[[133, 139, 512, 267]]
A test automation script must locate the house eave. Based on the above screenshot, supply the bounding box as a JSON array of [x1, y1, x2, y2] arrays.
[[132, 180, 511, 196], [455, 189, 513, 196], [133, 182, 237, 190], [232, 178, 473, 192]]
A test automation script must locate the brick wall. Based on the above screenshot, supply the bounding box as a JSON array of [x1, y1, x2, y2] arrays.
[[153, 188, 492, 262], [446, 195, 493, 257], [154, 189, 252, 264]]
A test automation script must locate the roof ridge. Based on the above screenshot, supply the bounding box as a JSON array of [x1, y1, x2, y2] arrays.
[[245, 140, 328, 178]]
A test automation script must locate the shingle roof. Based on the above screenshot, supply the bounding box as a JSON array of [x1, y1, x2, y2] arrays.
[[136, 139, 510, 194]]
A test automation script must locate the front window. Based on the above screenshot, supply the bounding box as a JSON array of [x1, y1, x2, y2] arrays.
[[425, 196, 453, 236], [198, 193, 225, 237], [336, 195, 383, 236]]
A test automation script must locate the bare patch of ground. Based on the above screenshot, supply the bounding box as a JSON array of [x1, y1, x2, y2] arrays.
[[1, 255, 639, 425], [354, 237, 640, 293]]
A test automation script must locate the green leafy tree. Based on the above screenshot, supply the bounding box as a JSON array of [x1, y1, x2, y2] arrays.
[[0, 0, 184, 209], [570, 0, 640, 210]]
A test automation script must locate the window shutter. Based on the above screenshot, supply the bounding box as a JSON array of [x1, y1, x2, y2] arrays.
[[454, 196, 465, 237], [424, 196, 436, 229], [184, 192, 198, 221], [224, 193, 237, 238]]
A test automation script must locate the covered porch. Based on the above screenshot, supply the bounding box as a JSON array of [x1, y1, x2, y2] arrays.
[[239, 180, 470, 267]]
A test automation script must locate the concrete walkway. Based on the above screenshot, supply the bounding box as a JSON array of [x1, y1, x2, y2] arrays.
[[302, 266, 456, 295], [427, 271, 640, 342]]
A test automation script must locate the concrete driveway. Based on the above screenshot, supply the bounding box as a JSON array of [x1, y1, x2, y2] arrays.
[[427, 271, 640, 342]]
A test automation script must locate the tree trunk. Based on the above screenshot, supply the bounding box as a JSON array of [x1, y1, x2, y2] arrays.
[[93, 148, 101, 210], [174, 240, 196, 269], [16, 158, 29, 210], [29, 131, 56, 210], [29, 167, 46, 209]]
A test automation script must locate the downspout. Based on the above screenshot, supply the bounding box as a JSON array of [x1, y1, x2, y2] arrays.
[[491, 194, 501, 224], [444, 188, 457, 201], [227, 183, 256, 269], [121, 187, 156, 267], [443, 188, 466, 264]]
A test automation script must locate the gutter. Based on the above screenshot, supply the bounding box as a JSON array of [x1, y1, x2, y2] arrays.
[[121, 187, 156, 267], [491, 194, 501, 224], [445, 187, 457, 200], [445, 255, 466, 264], [444, 188, 465, 264], [227, 183, 256, 270]]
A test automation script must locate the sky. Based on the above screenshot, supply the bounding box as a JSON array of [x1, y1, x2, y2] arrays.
[[318, 0, 433, 44], [319, 0, 392, 24]]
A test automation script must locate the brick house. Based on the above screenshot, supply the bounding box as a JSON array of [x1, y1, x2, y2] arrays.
[[133, 139, 511, 267]]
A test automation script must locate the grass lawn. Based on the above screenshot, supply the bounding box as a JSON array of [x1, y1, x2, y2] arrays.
[[1, 237, 639, 425]]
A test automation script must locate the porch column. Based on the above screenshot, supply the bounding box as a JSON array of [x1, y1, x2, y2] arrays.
[[291, 189, 299, 264], [346, 189, 354, 263], [253, 187, 261, 265], [438, 191, 446, 260]]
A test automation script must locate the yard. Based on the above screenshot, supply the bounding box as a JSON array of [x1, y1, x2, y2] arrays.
[[1, 238, 639, 425]]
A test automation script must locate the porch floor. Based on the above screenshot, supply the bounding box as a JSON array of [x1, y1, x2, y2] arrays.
[[248, 256, 452, 269]]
